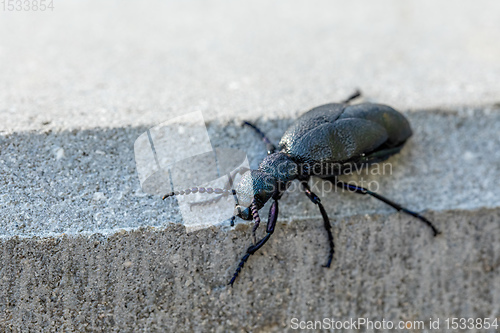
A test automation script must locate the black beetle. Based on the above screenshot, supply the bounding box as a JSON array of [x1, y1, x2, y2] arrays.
[[163, 91, 439, 286]]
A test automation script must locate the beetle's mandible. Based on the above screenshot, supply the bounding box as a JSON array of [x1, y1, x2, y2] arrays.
[[162, 91, 440, 286]]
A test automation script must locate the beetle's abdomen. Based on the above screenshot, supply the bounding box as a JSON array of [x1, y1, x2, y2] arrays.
[[338, 103, 412, 147], [279, 102, 412, 165], [279, 103, 345, 152]]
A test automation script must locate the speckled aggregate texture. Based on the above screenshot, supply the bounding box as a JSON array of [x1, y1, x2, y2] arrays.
[[1, 0, 500, 332]]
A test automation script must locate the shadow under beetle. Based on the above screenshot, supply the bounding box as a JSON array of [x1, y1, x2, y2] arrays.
[[163, 91, 440, 286]]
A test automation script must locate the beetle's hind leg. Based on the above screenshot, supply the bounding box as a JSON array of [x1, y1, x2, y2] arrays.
[[300, 181, 335, 268], [342, 89, 362, 104], [229, 200, 279, 286], [334, 180, 440, 236], [242, 121, 277, 155]]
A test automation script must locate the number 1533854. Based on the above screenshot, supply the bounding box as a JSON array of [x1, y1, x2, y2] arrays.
[[2, 0, 54, 11]]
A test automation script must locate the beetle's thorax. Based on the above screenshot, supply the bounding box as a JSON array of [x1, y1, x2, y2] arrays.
[[258, 152, 299, 184], [233, 153, 298, 219]]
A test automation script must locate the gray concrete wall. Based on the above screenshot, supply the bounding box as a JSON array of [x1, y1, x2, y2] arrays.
[[1, 1, 500, 332]]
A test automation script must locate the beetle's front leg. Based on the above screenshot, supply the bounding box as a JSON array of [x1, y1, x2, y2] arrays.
[[250, 202, 261, 245], [228, 200, 279, 286], [300, 180, 335, 268]]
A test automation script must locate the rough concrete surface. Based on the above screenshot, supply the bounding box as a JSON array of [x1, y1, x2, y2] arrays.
[[1, 0, 500, 332]]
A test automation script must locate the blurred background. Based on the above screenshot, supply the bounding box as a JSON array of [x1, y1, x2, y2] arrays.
[[1, 0, 499, 132]]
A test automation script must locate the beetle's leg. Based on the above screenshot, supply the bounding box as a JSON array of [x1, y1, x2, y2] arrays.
[[250, 202, 261, 244], [335, 181, 440, 236], [342, 89, 362, 104], [300, 181, 334, 268], [242, 121, 277, 155], [228, 200, 279, 286]]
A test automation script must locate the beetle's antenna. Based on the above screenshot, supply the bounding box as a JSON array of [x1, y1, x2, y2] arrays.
[[162, 187, 232, 200], [163, 171, 242, 227], [342, 89, 362, 104]]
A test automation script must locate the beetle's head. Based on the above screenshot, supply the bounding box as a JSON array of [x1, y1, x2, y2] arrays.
[[234, 170, 278, 220]]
